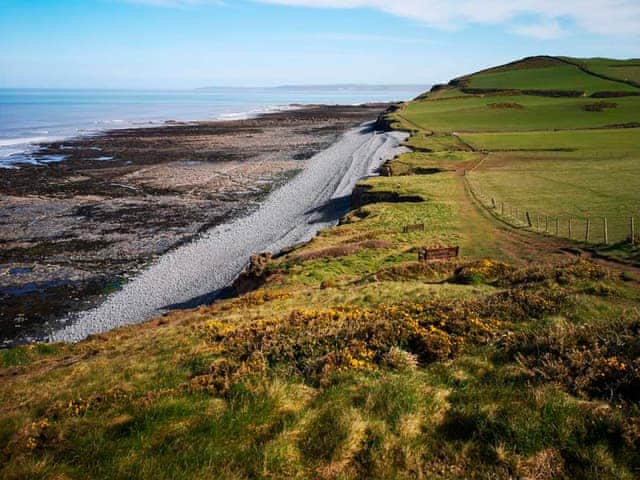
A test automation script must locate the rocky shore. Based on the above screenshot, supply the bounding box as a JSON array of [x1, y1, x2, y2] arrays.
[[0, 104, 388, 346]]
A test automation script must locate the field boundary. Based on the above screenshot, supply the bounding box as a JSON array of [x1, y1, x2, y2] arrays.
[[556, 56, 640, 90], [464, 174, 638, 247]]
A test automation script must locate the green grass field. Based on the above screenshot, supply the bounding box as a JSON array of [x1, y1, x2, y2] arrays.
[[564, 57, 640, 85], [394, 56, 640, 252], [2, 55, 640, 480], [460, 129, 640, 243], [461, 127, 639, 151], [468, 62, 638, 93], [399, 94, 640, 132]]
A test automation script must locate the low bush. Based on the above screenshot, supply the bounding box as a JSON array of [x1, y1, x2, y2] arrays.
[[453, 259, 515, 284], [194, 262, 576, 390], [488, 102, 524, 109], [504, 313, 640, 402], [583, 101, 618, 112]]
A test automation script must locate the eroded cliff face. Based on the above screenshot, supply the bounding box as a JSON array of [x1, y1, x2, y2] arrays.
[[232, 252, 275, 296], [373, 103, 402, 132], [351, 183, 425, 209]]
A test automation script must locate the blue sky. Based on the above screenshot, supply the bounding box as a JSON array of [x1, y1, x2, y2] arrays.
[[1, 0, 639, 88]]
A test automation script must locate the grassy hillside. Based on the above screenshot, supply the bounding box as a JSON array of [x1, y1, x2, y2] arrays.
[[562, 57, 640, 85], [2, 56, 640, 479], [393, 55, 640, 257], [457, 56, 640, 93], [402, 94, 640, 131]]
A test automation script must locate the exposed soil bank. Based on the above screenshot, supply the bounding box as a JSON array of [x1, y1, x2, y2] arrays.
[[0, 104, 389, 346]]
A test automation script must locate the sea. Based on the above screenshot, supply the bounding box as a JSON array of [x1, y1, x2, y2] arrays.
[[0, 85, 428, 168]]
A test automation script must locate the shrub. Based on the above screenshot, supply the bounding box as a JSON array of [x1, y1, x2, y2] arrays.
[[504, 313, 640, 402], [494, 260, 607, 288], [181, 261, 614, 397], [194, 264, 573, 389], [488, 102, 524, 109], [382, 347, 418, 372], [583, 102, 618, 112], [453, 259, 516, 285]]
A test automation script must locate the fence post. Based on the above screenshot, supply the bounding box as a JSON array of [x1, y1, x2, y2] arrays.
[[545, 216, 549, 232], [604, 217, 608, 245], [568, 218, 572, 240], [585, 218, 590, 243], [491, 198, 496, 209], [525, 211, 532, 227], [631, 217, 635, 246], [501, 202, 504, 215]]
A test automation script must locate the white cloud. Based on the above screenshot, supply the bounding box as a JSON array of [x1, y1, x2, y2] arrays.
[[512, 20, 566, 39], [256, 0, 640, 37]]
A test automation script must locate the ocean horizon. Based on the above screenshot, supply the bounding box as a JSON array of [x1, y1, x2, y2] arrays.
[[0, 85, 429, 167]]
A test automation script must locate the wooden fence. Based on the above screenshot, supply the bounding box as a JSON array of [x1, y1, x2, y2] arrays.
[[402, 223, 425, 233], [466, 177, 637, 246]]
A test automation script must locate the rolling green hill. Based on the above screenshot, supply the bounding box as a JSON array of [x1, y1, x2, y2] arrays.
[[563, 57, 640, 85], [456, 55, 640, 94], [393, 55, 640, 256], [2, 56, 640, 480]]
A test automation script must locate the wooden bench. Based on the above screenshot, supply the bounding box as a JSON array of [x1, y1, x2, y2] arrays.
[[418, 246, 459, 262]]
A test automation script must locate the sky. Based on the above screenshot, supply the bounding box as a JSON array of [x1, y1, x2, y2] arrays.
[[1, 0, 639, 89]]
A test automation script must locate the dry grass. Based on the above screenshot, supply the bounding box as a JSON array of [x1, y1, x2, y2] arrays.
[[291, 240, 392, 262]]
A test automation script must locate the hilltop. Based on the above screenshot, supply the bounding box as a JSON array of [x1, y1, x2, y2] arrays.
[[1, 56, 640, 479], [447, 55, 640, 94]]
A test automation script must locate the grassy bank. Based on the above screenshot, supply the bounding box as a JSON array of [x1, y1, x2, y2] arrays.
[[2, 56, 640, 479]]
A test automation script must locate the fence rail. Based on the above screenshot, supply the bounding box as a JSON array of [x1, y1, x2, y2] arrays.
[[465, 176, 637, 246]]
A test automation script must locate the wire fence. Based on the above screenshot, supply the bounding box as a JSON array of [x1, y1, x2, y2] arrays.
[[465, 175, 638, 246]]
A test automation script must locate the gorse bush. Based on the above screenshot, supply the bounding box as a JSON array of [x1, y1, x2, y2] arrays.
[[506, 312, 640, 402], [453, 259, 516, 284], [191, 261, 579, 391]]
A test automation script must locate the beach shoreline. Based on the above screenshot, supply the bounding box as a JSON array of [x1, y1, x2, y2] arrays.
[[50, 122, 408, 343], [0, 104, 393, 346], [0, 103, 305, 170]]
